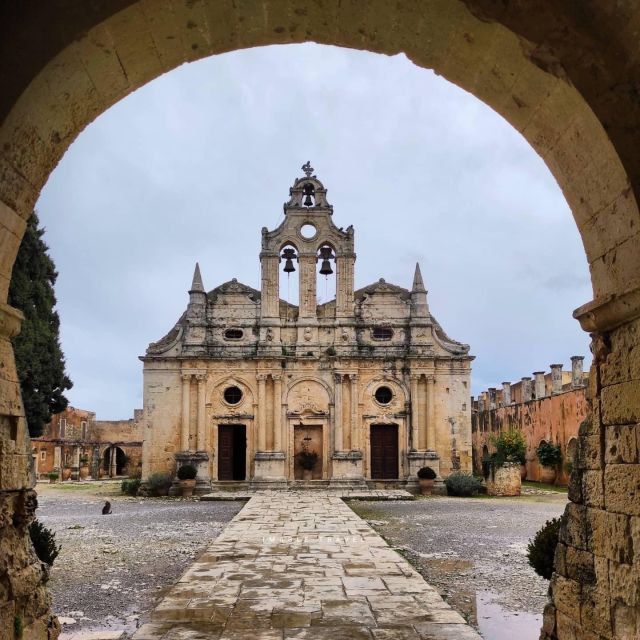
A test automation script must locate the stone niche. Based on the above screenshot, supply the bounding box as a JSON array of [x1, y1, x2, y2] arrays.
[[485, 462, 521, 497]]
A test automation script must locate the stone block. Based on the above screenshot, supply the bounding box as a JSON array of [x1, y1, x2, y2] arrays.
[[565, 546, 595, 584], [8, 561, 44, 598], [600, 316, 640, 387], [541, 602, 557, 635], [560, 503, 588, 551], [587, 507, 632, 564], [582, 470, 604, 508], [552, 575, 582, 619], [604, 464, 640, 516], [602, 380, 640, 426], [613, 601, 639, 638], [567, 467, 583, 504], [554, 542, 567, 577], [577, 434, 603, 470], [605, 424, 639, 464], [609, 561, 640, 608]]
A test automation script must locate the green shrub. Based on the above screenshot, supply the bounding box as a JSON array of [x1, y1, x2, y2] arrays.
[[29, 519, 60, 566], [444, 472, 483, 497], [527, 517, 561, 579], [490, 430, 526, 465], [147, 472, 172, 496], [537, 442, 562, 467], [177, 464, 197, 480], [121, 478, 141, 495], [417, 466, 437, 480], [46, 471, 58, 480]]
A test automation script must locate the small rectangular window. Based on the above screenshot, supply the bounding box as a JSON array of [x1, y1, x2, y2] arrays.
[[40, 451, 46, 460], [81, 421, 87, 439], [372, 327, 393, 341], [59, 418, 66, 438]]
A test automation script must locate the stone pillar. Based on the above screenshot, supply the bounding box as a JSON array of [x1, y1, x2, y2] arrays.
[[272, 374, 282, 452], [196, 374, 206, 451], [570, 355, 585, 388], [257, 374, 267, 452], [488, 387, 497, 409], [336, 254, 355, 318], [410, 374, 419, 450], [334, 373, 343, 452], [521, 377, 532, 402], [181, 373, 191, 451], [260, 252, 280, 319], [349, 374, 359, 451], [109, 446, 117, 477], [72, 446, 80, 481], [502, 382, 511, 406], [550, 364, 563, 394], [533, 371, 546, 399], [426, 376, 436, 451], [298, 253, 317, 319]]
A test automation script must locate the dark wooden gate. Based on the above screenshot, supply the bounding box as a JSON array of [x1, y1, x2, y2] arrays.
[[218, 425, 246, 481], [370, 424, 399, 479]]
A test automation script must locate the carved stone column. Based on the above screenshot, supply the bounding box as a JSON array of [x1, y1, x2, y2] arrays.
[[110, 446, 117, 477], [426, 376, 436, 451], [196, 373, 206, 451], [272, 374, 282, 452], [181, 373, 191, 451], [72, 446, 80, 481], [257, 374, 267, 452], [349, 374, 359, 450], [334, 373, 343, 452], [298, 253, 317, 319], [336, 254, 355, 318], [260, 252, 280, 319], [410, 374, 420, 450]]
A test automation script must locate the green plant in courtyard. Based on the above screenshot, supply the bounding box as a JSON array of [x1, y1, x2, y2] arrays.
[[29, 519, 60, 567], [121, 478, 141, 495], [527, 517, 561, 579], [177, 464, 197, 480], [490, 430, 526, 466], [444, 472, 483, 497], [147, 472, 172, 496], [14, 615, 23, 639], [46, 471, 58, 481], [537, 442, 562, 467]]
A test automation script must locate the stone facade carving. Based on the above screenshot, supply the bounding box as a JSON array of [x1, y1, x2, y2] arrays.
[[140, 166, 473, 489]]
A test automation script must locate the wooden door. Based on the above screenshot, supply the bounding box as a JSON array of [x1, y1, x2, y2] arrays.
[[218, 425, 234, 480], [370, 424, 399, 479]]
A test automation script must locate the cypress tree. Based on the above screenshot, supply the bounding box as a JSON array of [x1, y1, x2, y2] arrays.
[[8, 211, 72, 437]]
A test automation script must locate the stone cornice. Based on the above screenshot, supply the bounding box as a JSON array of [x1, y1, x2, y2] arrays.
[[573, 285, 640, 333], [0, 302, 23, 339]]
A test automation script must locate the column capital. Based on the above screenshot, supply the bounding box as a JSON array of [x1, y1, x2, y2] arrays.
[[334, 372, 344, 383], [195, 373, 207, 382], [256, 373, 268, 382], [181, 373, 192, 382], [426, 375, 436, 384], [348, 373, 358, 381], [410, 373, 421, 381], [271, 373, 282, 381]]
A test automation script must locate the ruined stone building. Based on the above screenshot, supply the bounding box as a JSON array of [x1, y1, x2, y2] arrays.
[[31, 406, 143, 481], [141, 165, 473, 491], [471, 357, 589, 485]]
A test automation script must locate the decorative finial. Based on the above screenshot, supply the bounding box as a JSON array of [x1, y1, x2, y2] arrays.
[[301, 161, 314, 177]]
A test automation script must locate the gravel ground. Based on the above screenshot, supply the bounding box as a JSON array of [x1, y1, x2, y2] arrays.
[[35, 481, 243, 636], [349, 490, 568, 640]]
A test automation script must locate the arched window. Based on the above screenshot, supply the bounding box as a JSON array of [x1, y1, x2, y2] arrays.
[[372, 327, 393, 341]]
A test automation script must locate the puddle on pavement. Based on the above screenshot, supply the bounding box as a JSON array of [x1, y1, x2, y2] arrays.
[[476, 591, 542, 640]]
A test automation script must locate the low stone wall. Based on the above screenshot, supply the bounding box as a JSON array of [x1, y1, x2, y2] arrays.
[[485, 462, 521, 497]]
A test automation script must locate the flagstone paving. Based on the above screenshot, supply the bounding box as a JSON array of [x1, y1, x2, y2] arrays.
[[133, 492, 481, 639]]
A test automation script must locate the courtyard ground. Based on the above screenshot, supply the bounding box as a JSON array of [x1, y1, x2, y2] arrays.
[[35, 482, 567, 639], [349, 486, 568, 640], [35, 481, 243, 636]]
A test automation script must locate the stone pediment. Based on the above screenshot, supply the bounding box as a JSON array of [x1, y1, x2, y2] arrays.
[[209, 279, 261, 300], [356, 279, 410, 301]]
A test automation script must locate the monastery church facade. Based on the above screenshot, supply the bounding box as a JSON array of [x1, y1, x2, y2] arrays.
[[141, 164, 473, 490]]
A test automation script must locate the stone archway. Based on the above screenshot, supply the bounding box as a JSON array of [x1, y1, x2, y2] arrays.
[[1, 3, 640, 639]]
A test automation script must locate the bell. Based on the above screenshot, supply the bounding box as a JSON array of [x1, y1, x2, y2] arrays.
[[318, 246, 334, 275], [282, 248, 296, 273], [302, 182, 315, 207], [319, 259, 333, 275]]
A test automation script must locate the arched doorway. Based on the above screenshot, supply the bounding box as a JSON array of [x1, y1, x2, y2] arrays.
[[102, 445, 126, 477], [1, 4, 640, 640]]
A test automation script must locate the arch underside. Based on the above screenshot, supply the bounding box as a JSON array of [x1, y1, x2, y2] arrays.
[[1, 3, 640, 640]]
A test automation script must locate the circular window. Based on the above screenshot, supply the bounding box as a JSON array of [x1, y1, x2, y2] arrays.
[[300, 223, 317, 239], [224, 328, 243, 340], [223, 386, 243, 405], [375, 386, 393, 405]]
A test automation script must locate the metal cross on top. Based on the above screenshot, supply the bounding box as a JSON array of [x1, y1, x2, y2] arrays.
[[301, 161, 314, 177]]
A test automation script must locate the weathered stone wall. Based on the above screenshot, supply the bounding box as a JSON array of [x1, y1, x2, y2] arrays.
[[472, 386, 589, 485], [485, 462, 521, 497], [542, 317, 640, 639]]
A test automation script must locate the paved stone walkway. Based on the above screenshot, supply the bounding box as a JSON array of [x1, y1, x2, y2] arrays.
[[200, 489, 415, 501], [133, 493, 481, 639]]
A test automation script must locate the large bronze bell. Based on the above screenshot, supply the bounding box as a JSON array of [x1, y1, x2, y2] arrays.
[[318, 246, 334, 275], [282, 248, 297, 273]]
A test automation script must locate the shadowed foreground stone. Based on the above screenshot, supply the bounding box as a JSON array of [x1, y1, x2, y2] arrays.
[[133, 492, 481, 639]]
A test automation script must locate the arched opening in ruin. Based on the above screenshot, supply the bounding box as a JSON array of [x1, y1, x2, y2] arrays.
[[1, 4, 640, 640], [102, 445, 127, 477]]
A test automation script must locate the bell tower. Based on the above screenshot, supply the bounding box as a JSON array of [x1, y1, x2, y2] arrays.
[[260, 163, 355, 348]]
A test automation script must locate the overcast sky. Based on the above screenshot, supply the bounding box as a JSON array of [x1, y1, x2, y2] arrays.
[[35, 44, 592, 420]]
